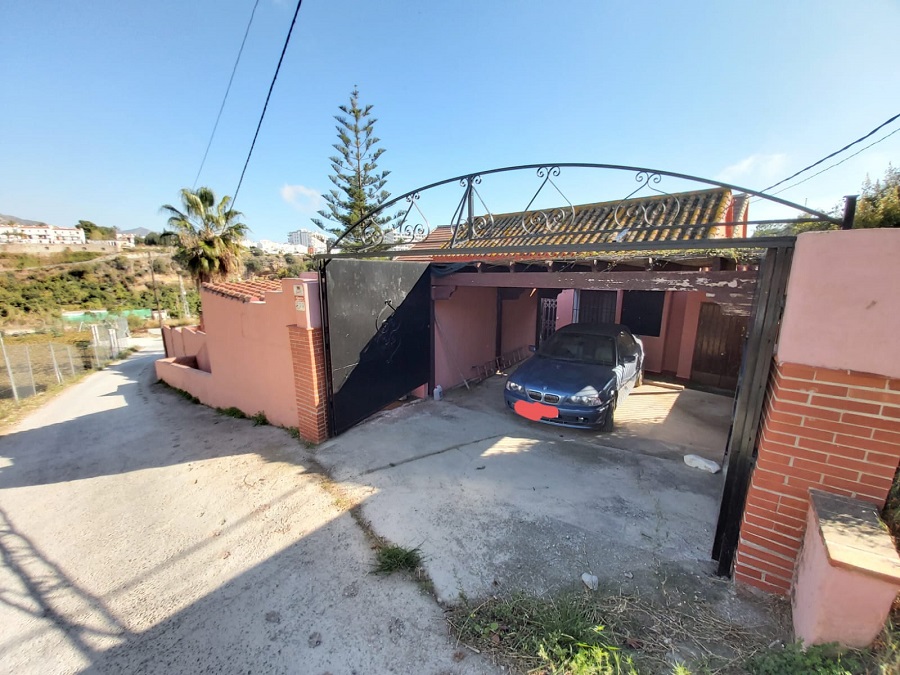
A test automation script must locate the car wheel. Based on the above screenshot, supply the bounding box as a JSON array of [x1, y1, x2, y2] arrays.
[[600, 396, 616, 432], [635, 370, 643, 388]]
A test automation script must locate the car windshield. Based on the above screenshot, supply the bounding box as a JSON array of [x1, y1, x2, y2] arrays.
[[539, 332, 616, 366]]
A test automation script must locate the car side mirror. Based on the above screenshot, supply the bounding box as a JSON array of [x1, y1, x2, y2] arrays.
[[528, 345, 536, 353]]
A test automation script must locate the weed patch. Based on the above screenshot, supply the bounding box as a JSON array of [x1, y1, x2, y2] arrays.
[[251, 411, 269, 426], [373, 544, 422, 575], [450, 591, 899, 675], [451, 592, 639, 674], [216, 406, 247, 419], [746, 641, 865, 675]]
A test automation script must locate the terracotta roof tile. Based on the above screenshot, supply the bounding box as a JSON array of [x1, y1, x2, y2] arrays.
[[402, 188, 738, 262], [202, 279, 282, 303]]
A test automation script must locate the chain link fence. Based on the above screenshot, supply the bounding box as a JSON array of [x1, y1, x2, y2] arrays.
[[0, 318, 131, 403]]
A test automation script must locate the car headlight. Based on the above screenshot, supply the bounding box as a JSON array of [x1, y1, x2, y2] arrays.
[[568, 394, 603, 406], [567, 385, 607, 407], [506, 380, 525, 393]]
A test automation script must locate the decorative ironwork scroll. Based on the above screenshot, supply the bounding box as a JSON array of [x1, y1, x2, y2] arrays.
[[392, 193, 431, 243], [610, 171, 683, 242], [519, 166, 576, 235]]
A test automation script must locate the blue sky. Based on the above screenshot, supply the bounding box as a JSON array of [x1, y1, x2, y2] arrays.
[[2, 0, 898, 240]]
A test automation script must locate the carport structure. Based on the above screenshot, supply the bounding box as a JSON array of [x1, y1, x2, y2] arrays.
[[313, 163, 846, 583]]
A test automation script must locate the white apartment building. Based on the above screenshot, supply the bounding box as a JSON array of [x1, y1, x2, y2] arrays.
[[287, 229, 329, 254], [0, 223, 86, 245]]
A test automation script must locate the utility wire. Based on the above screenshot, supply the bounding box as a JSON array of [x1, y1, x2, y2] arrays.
[[768, 126, 900, 197], [760, 111, 900, 194], [193, 0, 261, 188], [750, 125, 900, 204], [233, 0, 304, 208]]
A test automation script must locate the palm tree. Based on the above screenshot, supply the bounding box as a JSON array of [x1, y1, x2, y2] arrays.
[[161, 187, 248, 288]]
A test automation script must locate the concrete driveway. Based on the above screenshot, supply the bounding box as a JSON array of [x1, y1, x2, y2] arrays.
[[316, 375, 734, 606], [0, 346, 496, 675]]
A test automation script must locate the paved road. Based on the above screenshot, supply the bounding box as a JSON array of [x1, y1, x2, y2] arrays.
[[0, 347, 493, 674]]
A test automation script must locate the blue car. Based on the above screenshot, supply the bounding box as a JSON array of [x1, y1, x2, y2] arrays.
[[504, 323, 644, 431]]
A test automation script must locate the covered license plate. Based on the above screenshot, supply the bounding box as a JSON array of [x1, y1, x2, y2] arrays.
[[514, 400, 559, 422]]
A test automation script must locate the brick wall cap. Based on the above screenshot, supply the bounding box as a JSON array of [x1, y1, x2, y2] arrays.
[[809, 488, 900, 585]]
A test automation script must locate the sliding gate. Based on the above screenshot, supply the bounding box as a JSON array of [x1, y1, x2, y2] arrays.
[[321, 259, 431, 435]]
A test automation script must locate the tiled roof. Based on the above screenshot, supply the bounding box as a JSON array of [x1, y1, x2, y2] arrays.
[[202, 279, 282, 303], [403, 226, 453, 261], [400, 188, 738, 262]]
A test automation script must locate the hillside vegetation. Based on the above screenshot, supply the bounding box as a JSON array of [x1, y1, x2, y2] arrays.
[[0, 250, 198, 328], [0, 248, 311, 329]]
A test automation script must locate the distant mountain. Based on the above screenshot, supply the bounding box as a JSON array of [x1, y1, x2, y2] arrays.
[[122, 227, 154, 237], [0, 213, 50, 227]]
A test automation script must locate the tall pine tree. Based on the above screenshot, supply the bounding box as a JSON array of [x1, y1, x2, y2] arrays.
[[312, 88, 394, 249]]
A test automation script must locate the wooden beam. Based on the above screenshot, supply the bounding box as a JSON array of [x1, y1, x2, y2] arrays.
[[433, 270, 757, 294]]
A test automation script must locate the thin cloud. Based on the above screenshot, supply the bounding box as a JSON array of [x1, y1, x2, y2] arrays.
[[716, 153, 788, 186], [280, 184, 323, 215]]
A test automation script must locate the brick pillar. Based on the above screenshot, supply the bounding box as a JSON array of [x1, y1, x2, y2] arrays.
[[288, 325, 329, 444], [735, 361, 900, 595]]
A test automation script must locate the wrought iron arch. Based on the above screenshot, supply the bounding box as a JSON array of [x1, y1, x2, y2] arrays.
[[318, 162, 843, 259]]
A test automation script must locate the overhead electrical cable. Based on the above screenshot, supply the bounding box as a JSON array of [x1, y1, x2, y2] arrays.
[[759, 111, 900, 194], [233, 0, 304, 207], [750, 125, 900, 204], [768, 126, 900, 197], [193, 0, 261, 188]]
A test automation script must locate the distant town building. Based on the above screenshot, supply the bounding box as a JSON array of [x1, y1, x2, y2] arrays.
[[116, 232, 136, 247], [0, 223, 86, 245], [286, 229, 329, 254]]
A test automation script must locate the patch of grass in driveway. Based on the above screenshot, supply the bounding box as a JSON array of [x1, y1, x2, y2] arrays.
[[447, 585, 810, 675], [451, 591, 638, 674], [373, 544, 422, 575]]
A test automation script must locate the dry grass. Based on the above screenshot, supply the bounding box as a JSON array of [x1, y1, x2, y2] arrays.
[[0, 371, 92, 432], [448, 586, 785, 675]]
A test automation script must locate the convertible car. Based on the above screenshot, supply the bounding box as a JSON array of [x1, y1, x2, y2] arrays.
[[504, 323, 644, 431]]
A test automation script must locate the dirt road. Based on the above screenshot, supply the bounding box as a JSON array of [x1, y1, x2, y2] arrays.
[[0, 347, 493, 674]]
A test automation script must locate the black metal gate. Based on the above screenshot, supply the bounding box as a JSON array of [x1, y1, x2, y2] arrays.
[[321, 259, 432, 435], [538, 297, 557, 345]]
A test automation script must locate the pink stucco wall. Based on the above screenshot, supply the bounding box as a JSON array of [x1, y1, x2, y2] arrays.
[[629, 292, 671, 374], [792, 507, 900, 648], [434, 286, 496, 389], [662, 292, 688, 373], [676, 291, 704, 380], [778, 229, 900, 378], [501, 291, 538, 353], [156, 279, 313, 428], [556, 289, 575, 329]]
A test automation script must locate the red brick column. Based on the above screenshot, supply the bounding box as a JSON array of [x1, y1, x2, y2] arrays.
[[735, 361, 900, 595], [288, 325, 329, 444]]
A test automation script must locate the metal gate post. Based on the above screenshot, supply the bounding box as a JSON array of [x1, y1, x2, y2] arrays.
[[0, 337, 18, 402], [712, 245, 794, 576], [24, 345, 36, 396], [317, 259, 336, 437], [50, 344, 62, 384]]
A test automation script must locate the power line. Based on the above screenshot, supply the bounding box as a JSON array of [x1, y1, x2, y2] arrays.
[[233, 0, 304, 208], [193, 0, 261, 188], [768, 126, 900, 197], [750, 125, 900, 204], [760, 111, 900, 194]]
